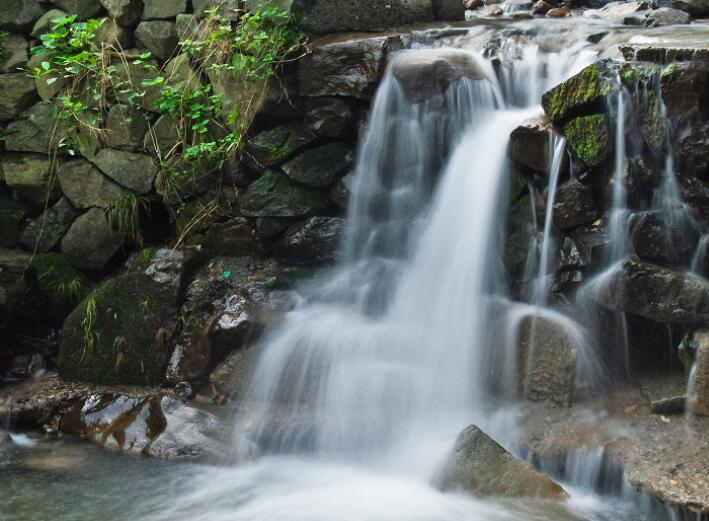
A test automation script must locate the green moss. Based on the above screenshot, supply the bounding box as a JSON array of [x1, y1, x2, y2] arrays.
[[543, 61, 616, 123], [662, 62, 679, 79], [624, 70, 635, 82], [239, 170, 329, 218], [563, 114, 610, 167], [30, 253, 87, 303]]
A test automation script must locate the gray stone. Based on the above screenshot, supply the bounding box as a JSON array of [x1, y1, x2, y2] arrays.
[[100, 0, 143, 25], [95, 17, 134, 48], [274, 216, 345, 265], [440, 425, 568, 499], [61, 207, 125, 271], [594, 0, 648, 19], [1, 154, 59, 205], [143, 0, 187, 19], [0, 34, 29, 73], [143, 115, 181, 157], [508, 117, 551, 174], [175, 13, 199, 40], [239, 170, 330, 218], [135, 21, 178, 60], [58, 159, 126, 209], [31, 9, 68, 39], [51, 0, 103, 18], [106, 104, 149, 151], [192, 0, 241, 19], [304, 98, 355, 139], [245, 124, 317, 172], [0, 0, 47, 32], [552, 178, 599, 230], [5, 102, 68, 154], [0, 73, 38, 122], [654, 0, 709, 16], [20, 197, 78, 252], [93, 149, 158, 193], [645, 6, 691, 24], [293, 0, 433, 33], [282, 143, 354, 188]]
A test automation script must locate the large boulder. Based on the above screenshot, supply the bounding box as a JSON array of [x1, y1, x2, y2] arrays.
[[660, 62, 709, 121], [304, 98, 356, 139], [298, 34, 402, 99], [204, 218, 266, 257], [105, 104, 150, 152], [645, 7, 691, 25], [0, 34, 29, 73], [245, 124, 316, 172], [60, 208, 125, 271], [552, 178, 599, 230], [20, 198, 78, 252], [239, 170, 330, 218], [51, 0, 103, 19], [674, 122, 709, 183], [563, 114, 610, 168], [281, 143, 354, 188], [274, 216, 345, 265], [654, 0, 709, 16], [0, 73, 38, 122], [58, 249, 185, 385], [58, 159, 126, 209], [1, 154, 59, 205], [4, 102, 69, 154], [92, 149, 157, 194], [99, 0, 143, 25], [390, 49, 487, 104], [508, 117, 551, 174], [142, 0, 187, 19], [689, 330, 709, 416], [590, 257, 709, 323], [135, 21, 178, 60], [630, 210, 699, 267], [440, 425, 568, 499]]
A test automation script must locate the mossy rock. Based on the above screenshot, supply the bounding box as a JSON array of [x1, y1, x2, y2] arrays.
[[541, 60, 617, 124], [0, 195, 29, 248], [563, 114, 610, 168], [245, 124, 316, 172], [58, 269, 179, 385], [239, 170, 330, 218], [29, 253, 88, 304]]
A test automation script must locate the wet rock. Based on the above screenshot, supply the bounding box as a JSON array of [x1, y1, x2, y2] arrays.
[[20, 198, 79, 252], [135, 21, 178, 60], [105, 105, 149, 152], [0, 195, 29, 249], [660, 63, 709, 121], [689, 330, 709, 416], [563, 114, 610, 168], [27, 252, 88, 309], [2, 154, 59, 205], [0, 0, 46, 32], [209, 347, 258, 398], [143, 0, 187, 19], [542, 60, 617, 124], [245, 124, 317, 172], [645, 6, 691, 25], [274, 217, 346, 265], [92, 149, 157, 194], [508, 117, 551, 174], [174, 381, 194, 399], [594, 0, 648, 19], [0, 73, 39, 122], [60, 207, 125, 271], [391, 49, 487, 104], [591, 257, 709, 323], [58, 159, 126, 209], [52, 0, 103, 19], [305, 98, 356, 139], [4, 102, 70, 154], [533, 0, 553, 14], [239, 170, 330, 218], [654, 0, 709, 16], [99, 0, 143, 26], [204, 218, 266, 257], [282, 143, 354, 188], [650, 396, 686, 415], [0, 34, 29, 73], [546, 5, 572, 16], [298, 34, 402, 99], [630, 211, 699, 267], [293, 0, 433, 33], [674, 122, 709, 184], [552, 178, 598, 230], [480, 4, 504, 15], [516, 313, 578, 406], [440, 424, 568, 499]]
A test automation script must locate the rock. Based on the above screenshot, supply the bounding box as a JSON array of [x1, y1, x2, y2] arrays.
[[330, 171, 355, 214], [281, 143, 354, 188], [95, 17, 134, 47], [60, 208, 125, 271], [0, 0, 46, 32], [645, 6, 691, 25], [546, 5, 571, 16], [239, 170, 330, 218], [5, 102, 69, 154], [505, 0, 534, 10], [504, 170, 536, 295], [391, 49, 487, 104], [480, 4, 504, 14], [650, 396, 686, 415], [594, 0, 648, 19], [542, 60, 617, 124], [654, 0, 709, 16], [274, 217, 345, 265], [0, 248, 32, 332], [433, 0, 466, 19], [192, 0, 241, 19], [563, 114, 610, 168], [142, 0, 187, 19], [175, 13, 199, 40], [533, 0, 553, 14], [100, 0, 143, 25], [0, 430, 12, 448], [630, 211, 699, 267], [27, 252, 88, 306], [298, 34, 401, 99], [58, 249, 185, 384], [465, 0, 482, 8], [20, 198, 78, 252], [515, 313, 578, 406], [204, 218, 265, 257], [31, 9, 68, 38], [255, 217, 288, 240], [245, 124, 316, 172], [105, 104, 149, 151], [689, 330, 709, 416], [508, 117, 551, 174], [0, 34, 29, 73], [552, 178, 598, 230], [0, 73, 38, 122], [591, 257, 709, 323], [440, 425, 568, 499], [661, 63, 709, 121], [51, 0, 103, 18], [60, 393, 229, 460], [293, 0, 433, 33], [143, 115, 181, 157], [0, 195, 29, 248], [674, 122, 709, 184], [304, 98, 355, 139], [2, 154, 59, 205], [135, 21, 178, 60], [209, 347, 257, 397], [58, 159, 126, 209], [93, 149, 157, 193]]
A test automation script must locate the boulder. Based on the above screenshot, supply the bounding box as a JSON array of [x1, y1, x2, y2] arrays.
[[51, 0, 103, 19], [58, 249, 185, 384], [135, 21, 178, 60], [239, 170, 330, 218], [60, 393, 229, 460], [192, 0, 241, 19], [0, 34, 29, 73], [5, 102, 69, 154], [274, 216, 345, 265], [0, 195, 29, 248], [245, 124, 316, 172], [563, 114, 610, 168], [281, 143, 354, 188], [654, 0, 709, 16], [143, 115, 181, 158], [142, 0, 187, 19], [546, 5, 571, 16], [293, 0, 433, 33], [0, 0, 46, 32], [541, 60, 617, 124], [0, 248, 32, 331], [31, 9, 68, 38], [552, 178, 598, 230], [0, 73, 38, 122], [60, 208, 125, 271], [630, 211, 699, 267], [58, 159, 126, 209], [674, 122, 709, 183], [504, 169, 536, 296], [591, 257, 709, 323], [204, 218, 266, 257], [515, 313, 578, 406], [99, 0, 143, 25], [209, 347, 258, 398], [593, 0, 648, 19], [650, 396, 686, 415], [95, 17, 134, 47], [689, 330, 709, 416], [20, 198, 78, 252], [304, 98, 356, 139], [298, 34, 401, 99], [645, 6, 691, 25], [93, 149, 157, 193], [390, 49, 487, 104], [2, 154, 59, 205], [508, 117, 551, 174], [660, 63, 709, 121], [440, 425, 568, 499], [105, 104, 149, 151]]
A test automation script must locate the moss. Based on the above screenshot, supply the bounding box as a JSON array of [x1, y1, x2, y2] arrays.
[[543, 61, 616, 123], [624, 70, 635, 82], [662, 62, 679, 79], [30, 253, 87, 303], [58, 270, 178, 385], [563, 114, 610, 168]]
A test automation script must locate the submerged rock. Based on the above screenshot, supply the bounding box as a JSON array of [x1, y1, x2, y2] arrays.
[[20, 197, 78, 253], [440, 424, 568, 499]]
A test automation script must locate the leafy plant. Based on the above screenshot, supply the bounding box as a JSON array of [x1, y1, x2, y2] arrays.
[[106, 192, 150, 242]]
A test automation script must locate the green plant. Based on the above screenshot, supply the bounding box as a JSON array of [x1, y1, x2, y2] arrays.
[[80, 296, 98, 360], [106, 192, 149, 242]]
